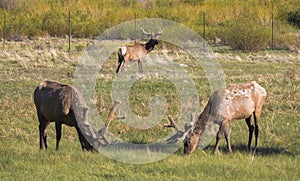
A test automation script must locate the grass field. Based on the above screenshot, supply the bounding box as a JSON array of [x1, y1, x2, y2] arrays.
[[0, 38, 299, 180]]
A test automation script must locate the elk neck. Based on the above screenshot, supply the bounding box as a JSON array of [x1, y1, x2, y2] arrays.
[[145, 39, 158, 52]]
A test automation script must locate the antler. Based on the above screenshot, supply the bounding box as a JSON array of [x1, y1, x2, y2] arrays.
[[163, 115, 182, 132], [141, 28, 153, 38], [97, 100, 125, 146], [163, 113, 196, 144], [185, 113, 196, 131], [154, 28, 164, 39], [163, 115, 185, 144]]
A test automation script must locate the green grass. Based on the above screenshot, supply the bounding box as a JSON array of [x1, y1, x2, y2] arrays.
[[0, 39, 299, 180]]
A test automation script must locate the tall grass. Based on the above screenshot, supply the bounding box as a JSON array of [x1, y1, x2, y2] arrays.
[[0, 0, 299, 51]]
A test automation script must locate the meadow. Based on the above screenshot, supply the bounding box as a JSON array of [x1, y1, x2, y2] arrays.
[[0, 38, 299, 180]]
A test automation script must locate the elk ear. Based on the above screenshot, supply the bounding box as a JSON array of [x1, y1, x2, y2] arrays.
[[60, 86, 72, 115]]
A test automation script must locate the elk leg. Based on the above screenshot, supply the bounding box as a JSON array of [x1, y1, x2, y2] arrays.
[[223, 123, 232, 153], [75, 126, 86, 151], [55, 122, 62, 151], [245, 116, 254, 152], [138, 59, 143, 73], [255, 125, 259, 149], [122, 63, 127, 73], [254, 111, 260, 150], [254, 125, 258, 149], [75, 125, 94, 151], [38, 115, 49, 150], [116, 50, 124, 74], [116, 62, 122, 74], [214, 122, 225, 154], [39, 124, 47, 150], [121, 61, 128, 73]]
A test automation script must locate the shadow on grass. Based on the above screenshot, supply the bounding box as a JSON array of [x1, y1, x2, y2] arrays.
[[98, 141, 181, 154], [204, 144, 298, 157], [97, 140, 298, 157]]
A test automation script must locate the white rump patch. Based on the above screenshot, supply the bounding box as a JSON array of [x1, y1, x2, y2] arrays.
[[119, 46, 127, 56], [39, 81, 47, 89]]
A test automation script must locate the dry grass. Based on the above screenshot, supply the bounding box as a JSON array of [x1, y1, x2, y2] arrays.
[[0, 38, 299, 180]]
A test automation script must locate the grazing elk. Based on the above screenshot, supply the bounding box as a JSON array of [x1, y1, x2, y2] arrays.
[[164, 81, 267, 155], [116, 28, 163, 74], [33, 80, 124, 151]]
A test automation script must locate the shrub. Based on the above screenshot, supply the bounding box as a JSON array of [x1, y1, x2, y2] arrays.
[[42, 9, 68, 37], [275, 32, 300, 51], [218, 15, 271, 52], [287, 10, 300, 29]]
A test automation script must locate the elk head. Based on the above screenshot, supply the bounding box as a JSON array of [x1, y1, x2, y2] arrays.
[[141, 28, 163, 51], [80, 100, 125, 150]]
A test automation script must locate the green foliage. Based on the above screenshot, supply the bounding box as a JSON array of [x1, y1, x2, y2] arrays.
[[0, 0, 20, 10], [287, 10, 300, 28], [277, 0, 300, 29], [42, 9, 68, 37], [0, 0, 299, 51], [219, 14, 271, 52], [275, 31, 300, 50], [180, 0, 204, 5]]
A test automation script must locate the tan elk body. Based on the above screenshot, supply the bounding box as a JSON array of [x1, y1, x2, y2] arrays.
[[164, 81, 267, 155], [116, 28, 163, 74]]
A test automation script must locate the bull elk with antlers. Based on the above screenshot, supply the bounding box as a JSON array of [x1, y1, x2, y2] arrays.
[[34, 80, 124, 152], [116, 28, 163, 74], [164, 81, 267, 155]]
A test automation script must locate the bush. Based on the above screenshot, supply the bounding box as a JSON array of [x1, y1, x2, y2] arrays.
[[275, 33, 300, 51], [218, 15, 271, 52], [42, 9, 68, 37], [287, 10, 300, 29]]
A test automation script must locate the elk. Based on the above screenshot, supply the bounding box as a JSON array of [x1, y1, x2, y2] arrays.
[[33, 80, 124, 151], [164, 81, 267, 155], [116, 28, 163, 74]]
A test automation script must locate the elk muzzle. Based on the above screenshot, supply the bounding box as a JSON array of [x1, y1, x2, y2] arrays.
[[183, 135, 199, 155]]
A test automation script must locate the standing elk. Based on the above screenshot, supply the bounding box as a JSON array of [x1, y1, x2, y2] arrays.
[[33, 80, 124, 151], [116, 28, 163, 74], [164, 81, 267, 155]]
